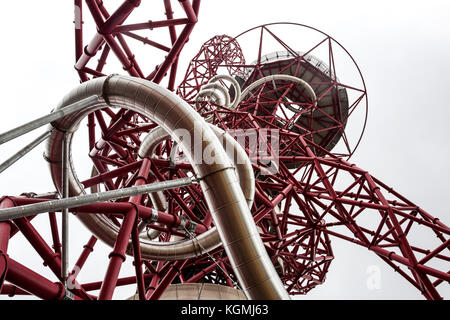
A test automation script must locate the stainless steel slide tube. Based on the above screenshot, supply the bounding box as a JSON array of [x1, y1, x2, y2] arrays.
[[136, 124, 255, 250], [44, 75, 289, 300]]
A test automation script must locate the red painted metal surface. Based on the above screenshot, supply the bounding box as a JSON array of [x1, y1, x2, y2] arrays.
[[74, 0, 200, 88], [172, 23, 449, 298], [0, 3, 448, 301]]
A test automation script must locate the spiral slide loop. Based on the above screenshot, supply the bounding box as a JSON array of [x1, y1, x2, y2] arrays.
[[194, 74, 242, 116]]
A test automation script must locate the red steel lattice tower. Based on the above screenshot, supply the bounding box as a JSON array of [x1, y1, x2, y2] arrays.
[[0, 2, 448, 300]]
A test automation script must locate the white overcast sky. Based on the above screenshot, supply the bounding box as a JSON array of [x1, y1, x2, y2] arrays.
[[0, 0, 449, 299]]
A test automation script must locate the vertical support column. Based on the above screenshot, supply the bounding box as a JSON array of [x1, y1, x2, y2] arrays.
[[0, 220, 11, 253], [98, 207, 137, 300], [0, 198, 13, 293], [74, 0, 90, 82], [164, 0, 179, 91], [0, 198, 14, 252], [129, 158, 151, 300], [131, 224, 145, 300], [74, 0, 83, 62], [98, 158, 151, 300], [61, 133, 70, 286]]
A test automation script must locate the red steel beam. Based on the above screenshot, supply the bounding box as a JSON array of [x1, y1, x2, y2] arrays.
[[98, 206, 137, 299], [5, 257, 67, 300]]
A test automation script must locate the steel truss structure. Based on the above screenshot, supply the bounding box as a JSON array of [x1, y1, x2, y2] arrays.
[[0, 1, 448, 300]]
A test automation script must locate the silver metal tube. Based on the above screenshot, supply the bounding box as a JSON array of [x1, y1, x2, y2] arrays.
[[0, 129, 52, 174], [135, 124, 255, 251], [0, 177, 194, 222], [44, 75, 289, 299], [200, 83, 231, 107], [136, 126, 170, 239], [209, 74, 242, 109], [137, 126, 172, 160], [61, 133, 70, 283], [0, 95, 99, 145], [195, 88, 224, 111]]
